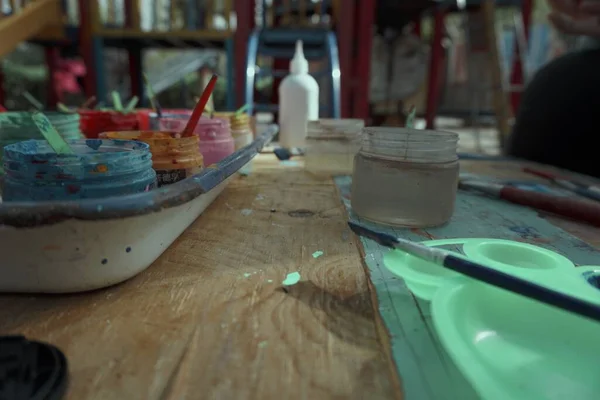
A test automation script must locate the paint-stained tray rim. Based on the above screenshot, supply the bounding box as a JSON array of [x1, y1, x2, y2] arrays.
[[0, 125, 277, 228]]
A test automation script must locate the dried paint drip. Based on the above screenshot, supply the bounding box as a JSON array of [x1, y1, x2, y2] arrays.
[[158, 116, 235, 166], [101, 130, 204, 187], [2, 139, 157, 201], [282, 272, 301, 286]]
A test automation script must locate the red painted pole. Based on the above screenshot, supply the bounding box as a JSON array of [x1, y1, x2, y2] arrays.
[[0, 69, 5, 108], [337, 0, 355, 118], [425, 9, 446, 130], [45, 47, 61, 108], [78, 0, 96, 99], [508, 0, 533, 114], [234, 0, 255, 108], [352, 0, 375, 119], [124, 0, 141, 100]]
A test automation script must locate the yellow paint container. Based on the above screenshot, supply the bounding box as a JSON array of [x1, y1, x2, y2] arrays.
[[213, 112, 254, 133], [101, 131, 204, 187], [213, 112, 254, 150]]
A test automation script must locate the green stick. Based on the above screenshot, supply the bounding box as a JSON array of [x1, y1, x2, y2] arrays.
[[235, 103, 250, 115], [23, 91, 43, 110], [111, 91, 123, 112], [124, 96, 139, 114], [31, 112, 74, 154]]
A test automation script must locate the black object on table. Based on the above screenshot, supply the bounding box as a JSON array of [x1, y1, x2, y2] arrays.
[[0, 336, 68, 400]]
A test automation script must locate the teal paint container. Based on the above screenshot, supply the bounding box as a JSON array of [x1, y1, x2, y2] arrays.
[[2, 139, 156, 201]]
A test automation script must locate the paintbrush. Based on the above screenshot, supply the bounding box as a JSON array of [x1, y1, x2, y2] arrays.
[[523, 167, 600, 202], [81, 96, 97, 109], [405, 105, 416, 129], [181, 74, 218, 137], [348, 222, 600, 323], [459, 179, 600, 227], [23, 91, 43, 110], [143, 73, 163, 118]]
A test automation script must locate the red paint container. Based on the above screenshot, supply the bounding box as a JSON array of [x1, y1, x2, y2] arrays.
[[79, 110, 139, 139], [135, 109, 154, 130]]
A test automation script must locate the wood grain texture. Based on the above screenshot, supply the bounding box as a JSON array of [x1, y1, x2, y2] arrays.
[[0, 156, 398, 400], [335, 158, 600, 400]]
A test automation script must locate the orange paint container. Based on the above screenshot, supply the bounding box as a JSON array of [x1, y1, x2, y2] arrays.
[[101, 131, 204, 187]]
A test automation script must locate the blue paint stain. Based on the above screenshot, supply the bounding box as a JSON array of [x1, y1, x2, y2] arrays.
[[85, 139, 103, 150], [509, 225, 541, 239], [101, 258, 108, 265], [126, 247, 131, 253], [2, 139, 157, 201]]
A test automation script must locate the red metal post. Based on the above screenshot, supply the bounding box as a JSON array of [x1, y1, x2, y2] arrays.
[[234, 0, 255, 108], [124, 0, 142, 100], [425, 9, 446, 130], [270, 1, 286, 110], [413, 18, 422, 38], [0, 69, 5, 108], [78, 0, 96, 99], [508, 0, 533, 114], [352, 0, 375, 119], [45, 47, 62, 107], [337, 0, 355, 118]]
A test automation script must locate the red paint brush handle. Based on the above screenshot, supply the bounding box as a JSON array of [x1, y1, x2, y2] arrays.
[[500, 186, 600, 227], [522, 167, 558, 180]]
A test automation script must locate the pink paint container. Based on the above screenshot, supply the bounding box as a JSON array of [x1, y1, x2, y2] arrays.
[[157, 116, 234, 166]]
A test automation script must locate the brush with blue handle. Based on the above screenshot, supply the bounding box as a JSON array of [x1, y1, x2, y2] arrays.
[[348, 222, 600, 323]]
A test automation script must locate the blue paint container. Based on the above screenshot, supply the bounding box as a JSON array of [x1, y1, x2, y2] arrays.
[[2, 139, 157, 201]]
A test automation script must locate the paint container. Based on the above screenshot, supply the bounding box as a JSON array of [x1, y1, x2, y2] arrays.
[[214, 112, 254, 150], [135, 108, 154, 130], [305, 119, 365, 175], [0, 112, 84, 174], [148, 109, 192, 130], [156, 116, 234, 166], [101, 131, 204, 187], [2, 139, 156, 201], [350, 127, 459, 227], [79, 110, 139, 139]]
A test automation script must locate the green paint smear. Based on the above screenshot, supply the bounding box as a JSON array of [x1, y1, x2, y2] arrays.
[[312, 250, 324, 259], [282, 272, 300, 286]]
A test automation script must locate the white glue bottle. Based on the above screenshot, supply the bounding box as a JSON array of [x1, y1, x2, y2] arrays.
[[278, 40, 319, 149]]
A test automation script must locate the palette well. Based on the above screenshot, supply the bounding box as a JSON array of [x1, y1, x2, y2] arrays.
[[383, 238, 600, 400]]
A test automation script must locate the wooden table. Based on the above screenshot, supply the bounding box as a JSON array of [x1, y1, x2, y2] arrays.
[[0, 154, 598, 399]]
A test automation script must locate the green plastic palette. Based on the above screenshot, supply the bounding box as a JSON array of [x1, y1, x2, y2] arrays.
[[383, 238, 600, 400]]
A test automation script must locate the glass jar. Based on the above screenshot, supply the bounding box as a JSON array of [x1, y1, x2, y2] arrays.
[[351, 127, 459, 227], [305, 119, 365, 175]]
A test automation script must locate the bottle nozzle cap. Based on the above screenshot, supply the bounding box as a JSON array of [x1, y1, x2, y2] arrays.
[[290, 40, 308, 74], [295, 40, 304, 59]]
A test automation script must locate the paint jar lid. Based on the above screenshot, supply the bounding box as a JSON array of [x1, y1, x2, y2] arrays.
[[0, 335, 69, 400], [307, 119, 364, 141], [359, 127, 458, 163]]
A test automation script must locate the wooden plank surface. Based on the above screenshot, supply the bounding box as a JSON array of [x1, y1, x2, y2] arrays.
[[334, 158, 600, 400], [0, 156, 399, 400]]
